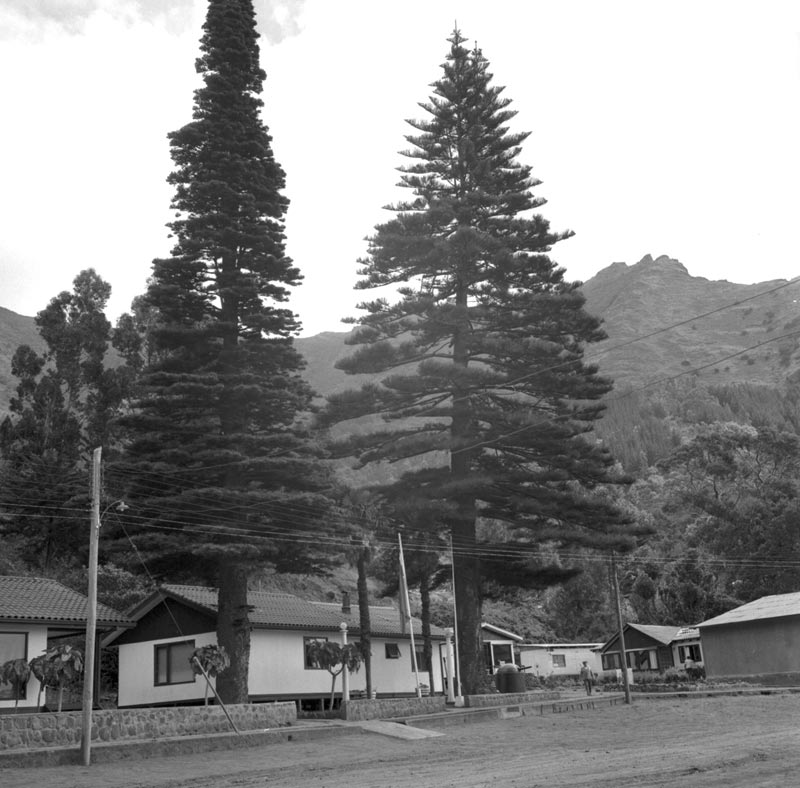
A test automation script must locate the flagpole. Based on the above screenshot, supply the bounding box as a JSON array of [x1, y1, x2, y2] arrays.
[[398, 533, 421, 697], [449, 534, 463, 703]]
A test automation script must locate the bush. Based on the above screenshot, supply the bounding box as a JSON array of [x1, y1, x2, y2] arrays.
[[686, 664, 706, 680]]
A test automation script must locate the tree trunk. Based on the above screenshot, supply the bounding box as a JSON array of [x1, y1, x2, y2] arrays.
[[215, 563, 251, 704], [357, 546, 373, 695], [450, 270, 483, 695], [452, 509, 482, 695], [329, 670, 340, 710]]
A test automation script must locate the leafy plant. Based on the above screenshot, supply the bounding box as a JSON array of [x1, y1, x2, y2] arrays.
[[190, 645, 230, 705], [28, 653, 58, 710], [44, 644, 83, 712], [306, 640, 362, 709]]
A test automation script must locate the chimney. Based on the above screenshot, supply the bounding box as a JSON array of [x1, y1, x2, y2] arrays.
[[341, 591, 351, 615]]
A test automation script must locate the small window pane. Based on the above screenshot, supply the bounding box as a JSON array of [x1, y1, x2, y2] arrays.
[[385, 643, 401, 659], [169, 641, 196, 683], [0, 633, 27, 701], [552, 654, 566, 668], [154, 640, 196, 685]]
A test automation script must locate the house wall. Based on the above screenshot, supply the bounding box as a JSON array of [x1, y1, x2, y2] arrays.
[[118, 629, 445, 707], [249, 630, 443, 697], [0, 625, 47, 711], [117, 631, 217, 708], [518, 646, 601, 678], [700, 617, 800, 679]]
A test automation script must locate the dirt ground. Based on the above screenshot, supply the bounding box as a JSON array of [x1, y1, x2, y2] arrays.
[[4, 694, 800, 788]]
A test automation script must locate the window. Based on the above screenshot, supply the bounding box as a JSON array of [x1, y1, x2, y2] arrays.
[[411, 644, 430, 673], [154, 640, 195, 686], [385, 643, 401, 659], [602, 652, 622, 671], [551, 654, 566, 668], [632, 650, 653, 670], [304, 637, 328, 669], [679, 644, 702, 662], [0, 632, 27, 701]]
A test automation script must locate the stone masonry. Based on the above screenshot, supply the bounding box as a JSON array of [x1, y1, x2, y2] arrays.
[[0, 702, 296, 751]]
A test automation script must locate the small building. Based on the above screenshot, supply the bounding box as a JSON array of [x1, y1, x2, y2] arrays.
[[698, 592, 800, 683], [517, 643, 603, 678], [0, 575, 133, 712], [600, 624, 703, 675], [480, 622, 523, 673], [107, 585, 447, 708]]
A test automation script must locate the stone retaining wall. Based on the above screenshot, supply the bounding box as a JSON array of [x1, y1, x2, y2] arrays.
[[342, 696, 446, 721], [0, 702, 296, 752], [464, 690, 561, 708]]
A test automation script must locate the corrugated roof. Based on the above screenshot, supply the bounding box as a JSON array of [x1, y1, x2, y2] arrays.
[[0, 575, 134, 627], [481, 622, 523, 642], [699, 592, 800, 628], [519, 643, 604, 649], [158, 585, 446, 639], [627, 624, 684, 645]]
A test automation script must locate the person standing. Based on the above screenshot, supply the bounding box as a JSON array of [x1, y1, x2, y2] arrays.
[[580, 661, 594, 695]]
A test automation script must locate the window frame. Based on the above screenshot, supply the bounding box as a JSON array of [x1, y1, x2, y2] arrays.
[[304, 637, 328, 670], [602, 652, 622, 671], [0, 631, 28, 701], [385, 642, 401, 660], [679, 644, 702, 662], [153, 639, 196, 687], [551, 654, 567, 668]]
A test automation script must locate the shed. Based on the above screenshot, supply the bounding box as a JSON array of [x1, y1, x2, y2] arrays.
[[480, 622, 522, 673], [698, 592, 800, 682]]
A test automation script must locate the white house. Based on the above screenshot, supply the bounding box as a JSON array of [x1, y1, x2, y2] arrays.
[[599, 624, 703, 675], [0, 575, 133, 712], [517, 643, 603, 678], [107, 585, 447, 708]]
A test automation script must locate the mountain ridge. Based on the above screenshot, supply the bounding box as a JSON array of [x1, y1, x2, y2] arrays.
[[2, 255, 798, 416]]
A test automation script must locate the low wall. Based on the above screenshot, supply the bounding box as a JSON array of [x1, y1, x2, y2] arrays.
[[464, 690, 561, 708], [342, 696, 446, 721], [0, 702, 296, 752]]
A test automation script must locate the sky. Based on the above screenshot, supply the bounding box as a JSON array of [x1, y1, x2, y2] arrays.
[[2, 1, 799, 336]]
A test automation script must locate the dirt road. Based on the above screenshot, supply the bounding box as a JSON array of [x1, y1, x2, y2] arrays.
[[4, 694, 800, 787]]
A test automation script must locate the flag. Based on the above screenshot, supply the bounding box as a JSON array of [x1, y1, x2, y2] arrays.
[[398, 534, 410, 635]]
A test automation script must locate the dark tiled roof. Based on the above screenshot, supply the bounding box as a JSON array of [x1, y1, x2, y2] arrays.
[[699, 592, 800, 628], [159, 585, 446, 639], [0, 575, 134, 627]]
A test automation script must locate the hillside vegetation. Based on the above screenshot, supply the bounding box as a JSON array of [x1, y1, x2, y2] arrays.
[[2, 254, 799, 641]]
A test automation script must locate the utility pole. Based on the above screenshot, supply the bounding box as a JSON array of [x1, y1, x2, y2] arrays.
[[611, 550, 632, 704], [82, 447, 102, 766]]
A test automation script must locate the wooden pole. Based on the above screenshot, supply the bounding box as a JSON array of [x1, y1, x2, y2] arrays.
[[82, 447, 102, 766], [611, 550, 632, 704], [191, 657, 240, 734], [449, 535, 463, 704], [398, 534, 421, 697]]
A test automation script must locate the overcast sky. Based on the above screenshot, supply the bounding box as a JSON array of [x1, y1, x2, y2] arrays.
[[2, 1, 799, 335]]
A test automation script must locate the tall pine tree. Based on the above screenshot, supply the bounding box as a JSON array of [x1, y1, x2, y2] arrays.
[[114, 0, 329, 703], [321, 30, 637, 694]]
